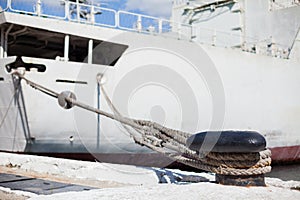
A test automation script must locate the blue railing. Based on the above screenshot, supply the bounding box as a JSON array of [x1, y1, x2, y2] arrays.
[[1, 0, 193, 40]]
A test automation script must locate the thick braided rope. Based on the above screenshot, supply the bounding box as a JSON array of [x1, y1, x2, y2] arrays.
[[140, 122, 272, 174], [16, 72, 272, 176], [136, 117, 272, 172], [172, 155, 272, 175]]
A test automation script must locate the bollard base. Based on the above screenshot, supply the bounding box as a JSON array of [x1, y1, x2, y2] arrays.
[[216, 174, 266, 187]]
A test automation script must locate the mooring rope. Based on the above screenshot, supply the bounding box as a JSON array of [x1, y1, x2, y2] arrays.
[[0, 81, 20, 129], [14, 72, 271, 176]]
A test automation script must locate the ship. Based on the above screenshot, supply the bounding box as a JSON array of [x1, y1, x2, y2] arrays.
[[0, 0, 299, 167]]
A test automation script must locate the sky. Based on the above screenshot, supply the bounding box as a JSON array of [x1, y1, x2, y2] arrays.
[[8, 0, 174, 19], [101, 0, 173, 18]]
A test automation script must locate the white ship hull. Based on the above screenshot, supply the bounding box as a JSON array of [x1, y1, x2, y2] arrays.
[[0, 0, 300, 165], [1, 37, 299, 164]]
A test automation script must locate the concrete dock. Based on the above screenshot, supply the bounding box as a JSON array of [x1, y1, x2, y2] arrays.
[[0, 152, 300, 200]]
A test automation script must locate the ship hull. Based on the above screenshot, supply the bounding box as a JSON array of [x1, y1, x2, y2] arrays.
[[270, 146, 300, 163], [1, 30, 300, 165], [1, 145, 300, 167]]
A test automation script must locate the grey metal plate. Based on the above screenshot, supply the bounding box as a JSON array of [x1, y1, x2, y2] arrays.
[[0, 173, 95, 195], [0, 173, 34, 183]]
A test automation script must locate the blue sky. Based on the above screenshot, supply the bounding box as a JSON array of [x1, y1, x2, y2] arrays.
[[101, 0, 173, 18], [8, 0, 173, 19]]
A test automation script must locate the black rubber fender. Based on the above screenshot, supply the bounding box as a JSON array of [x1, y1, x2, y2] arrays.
[[186, 131, 266, 153]]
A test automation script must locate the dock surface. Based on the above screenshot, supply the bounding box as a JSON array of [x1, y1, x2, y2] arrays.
[[0, 153, 300, 200]]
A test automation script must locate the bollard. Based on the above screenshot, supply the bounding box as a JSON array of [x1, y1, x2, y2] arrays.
[[187, 131, 270, 187], [216, 174, 266, 187]]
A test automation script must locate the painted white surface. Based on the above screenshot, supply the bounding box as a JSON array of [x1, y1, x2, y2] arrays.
[[0, 152, 160, 186], [0, 2, 300, 156], [28, 181, 300, 200], [0, 153, 299, 200]]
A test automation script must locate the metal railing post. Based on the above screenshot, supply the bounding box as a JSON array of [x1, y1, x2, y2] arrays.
[[190, 25, 193, 40], [178, 23, 182, 39], [90, 5, 95, 24], [0, 28, 4, 58], [158, 19, 163, 34], [212, 29, 217, 46], [65, 0, 70, 20], [116, 11, 120, 28], [4, 24, 13, 58], [64, 35, 69, 62], [36, 0, 42, 16], [137, 15, 142, 32], [191, 25, 197, 40], [76, 0, 80, 22], [88, 39, 93, 64], [6, 0, 11, 10]]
